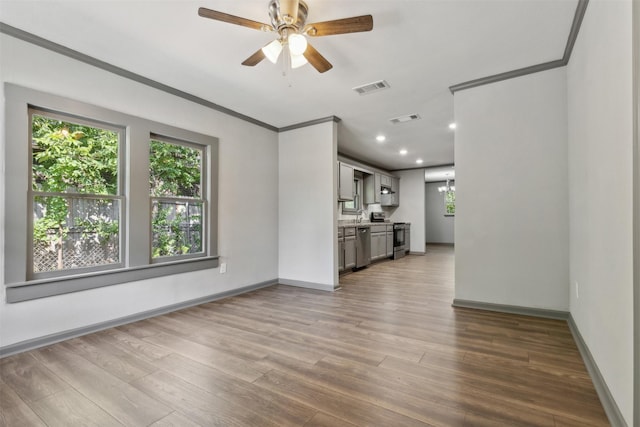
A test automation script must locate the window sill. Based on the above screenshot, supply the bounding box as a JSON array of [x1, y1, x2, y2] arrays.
[[444, 214, 455, 217], [5, 256, 219, 303]]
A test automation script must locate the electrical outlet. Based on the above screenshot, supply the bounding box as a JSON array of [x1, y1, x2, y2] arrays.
[[575, 281, 579, 299], [220, 263, 227, 274]]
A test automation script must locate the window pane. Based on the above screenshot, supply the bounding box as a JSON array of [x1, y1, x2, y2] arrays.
[[152, 200, 203, 258], [31, 115, 119, 195], [150, 140, 202, 198], [445, 190, 456, 214], [33, 196, 120, 273]]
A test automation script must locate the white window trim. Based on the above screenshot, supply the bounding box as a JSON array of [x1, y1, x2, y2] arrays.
[[4, 83, 219, 303]]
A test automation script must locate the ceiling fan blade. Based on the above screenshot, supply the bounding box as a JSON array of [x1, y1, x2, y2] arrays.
[[304, 15, 373, 37], [303, 43, 333, 73], [241, 48, 266, 66], [198, 7, 273, 32]]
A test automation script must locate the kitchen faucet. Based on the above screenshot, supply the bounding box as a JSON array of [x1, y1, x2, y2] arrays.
[[356, 209, 365, 223]]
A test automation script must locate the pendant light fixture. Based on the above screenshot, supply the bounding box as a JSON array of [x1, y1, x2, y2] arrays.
[[438, 179, 455, 193]]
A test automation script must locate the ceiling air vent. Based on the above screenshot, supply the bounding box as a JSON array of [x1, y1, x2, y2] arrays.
[[390, 114, 421, 124], [352, 80, 390, 95]]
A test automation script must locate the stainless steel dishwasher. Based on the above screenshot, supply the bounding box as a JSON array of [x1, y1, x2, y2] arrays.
[[355, 226, 371, 268]]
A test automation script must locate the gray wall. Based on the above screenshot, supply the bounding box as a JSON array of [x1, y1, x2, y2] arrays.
[[389, 169, 426, 254], [454, 3, 635, 422], [454, 66, 569, 311], [425, 182, 454, 244], [0, 34, 280, 348], [567, 1, 634, 423], [279, 122, 338, 290]]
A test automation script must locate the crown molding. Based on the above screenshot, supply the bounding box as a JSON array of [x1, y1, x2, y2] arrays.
[[278, 116, 341, 132], [0, 22, 279, 132], [449, 0, 589, 94]]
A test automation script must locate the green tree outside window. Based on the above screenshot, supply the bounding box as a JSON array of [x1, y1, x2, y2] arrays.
[[31, 114, 120, 273], [445, 190, 455, 215], [150, 139, 204, 258]]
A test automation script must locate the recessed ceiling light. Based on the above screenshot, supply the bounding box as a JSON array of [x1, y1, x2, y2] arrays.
[[376, 135, 386, 142], [399, 149, 407, 155], [416, 159, 424, 164], [449, 122, 457, 130]]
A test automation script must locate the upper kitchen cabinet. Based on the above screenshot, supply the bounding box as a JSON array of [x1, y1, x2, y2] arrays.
[[381, 176, 400, 207], [365, 173, 400, 207], [364, 173, 381, 204], [338, 162, 354, 201]]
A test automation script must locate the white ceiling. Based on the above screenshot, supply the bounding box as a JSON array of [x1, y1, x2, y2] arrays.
[[0, 0, 578, 170]]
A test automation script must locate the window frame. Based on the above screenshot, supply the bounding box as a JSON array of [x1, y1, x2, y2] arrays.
[[444, 186, 455, 217], [150, 134, 207, 263], [4, 83, 219, 303], [28, 108, 127, 279]]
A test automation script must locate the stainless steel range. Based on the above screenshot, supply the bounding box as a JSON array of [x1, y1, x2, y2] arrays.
[[393, 222, 407, 259]]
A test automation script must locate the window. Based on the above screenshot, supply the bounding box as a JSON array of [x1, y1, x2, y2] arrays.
[[445, 189, 455, 215], [30, 110, 124, 278], [150, 138, 205, 260], [342, 174, 363, 214], [438, 180, 455, 216], [5, 84, 219, 302]]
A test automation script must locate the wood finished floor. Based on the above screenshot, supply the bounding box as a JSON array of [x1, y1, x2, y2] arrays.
[[1, 245, 609, 426]]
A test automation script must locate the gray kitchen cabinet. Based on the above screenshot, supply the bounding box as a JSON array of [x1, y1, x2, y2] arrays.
[[344, 227, 356, 270], [391, 176, 399, 194], [370, 225, 387, 260], [338, 227, 345, 272], [391, 177, 400, 206], [386, 225, 393, 257], [381, 176, 400, 207], [338, 162, 354, 201], [363, 173, 380, 204], [366, 172, 400, 207], [371, 234, 382, 260]]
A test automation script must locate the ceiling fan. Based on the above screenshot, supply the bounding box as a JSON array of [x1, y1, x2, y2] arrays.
[[198, 0, 373, 73]]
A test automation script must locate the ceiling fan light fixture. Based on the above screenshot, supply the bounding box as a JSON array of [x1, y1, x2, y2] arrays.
[[290, 52, 308, 68], [262, 39, 283, 63], [198, 1, 372, 73], [288, 33, 308, 55]]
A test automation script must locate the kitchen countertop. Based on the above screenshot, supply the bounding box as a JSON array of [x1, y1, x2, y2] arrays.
[[338, 221, 390, 227], [338, 221, 410, 228]]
